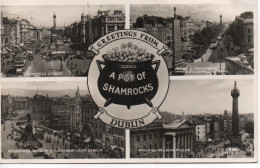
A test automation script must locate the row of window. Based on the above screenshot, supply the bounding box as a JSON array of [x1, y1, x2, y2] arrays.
[[136, 133, 162, 142]]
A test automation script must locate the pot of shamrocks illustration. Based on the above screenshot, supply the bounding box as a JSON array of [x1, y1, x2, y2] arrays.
[[96, 42, 160, 109]]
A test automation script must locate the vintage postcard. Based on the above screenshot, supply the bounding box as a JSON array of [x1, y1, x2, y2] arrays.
[[0, 0, 258, 164]]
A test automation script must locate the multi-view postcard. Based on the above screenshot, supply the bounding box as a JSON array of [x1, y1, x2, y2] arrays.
[[0, 0, 258, 164]]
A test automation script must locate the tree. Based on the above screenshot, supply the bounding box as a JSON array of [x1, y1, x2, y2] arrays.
[[226, 18, 243, 46], [245, 121, 254, 135]]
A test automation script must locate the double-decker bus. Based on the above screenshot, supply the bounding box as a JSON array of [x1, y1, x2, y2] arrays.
[[13, 56, 25, 74]]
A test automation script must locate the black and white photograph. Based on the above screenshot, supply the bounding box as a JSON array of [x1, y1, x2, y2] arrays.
[[0, 0, 258, 165], [130, 79, 255, 158], [1, 80, 126, 159], [1, 5, 125, 77], [130, 3, 255, 75]]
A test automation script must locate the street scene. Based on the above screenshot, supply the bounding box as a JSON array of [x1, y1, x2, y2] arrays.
[[130, 4, 254, 75], [1, 81, 125, 159], [130, 79, 255, 158], [1, 5, 125, 77]]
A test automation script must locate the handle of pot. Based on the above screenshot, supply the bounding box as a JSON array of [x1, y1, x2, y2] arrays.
[[151, 60, 160, 72], [96, 60, 105, 71]]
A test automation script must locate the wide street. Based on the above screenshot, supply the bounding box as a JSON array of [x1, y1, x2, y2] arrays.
[[23, 53, 71, 77], [196, 141, 254, 158], [1, 120, 106, 159]]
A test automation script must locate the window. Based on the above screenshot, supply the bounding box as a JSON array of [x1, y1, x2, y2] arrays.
[[143, 135, 146, 141], [149, 145, 152, 150], [136, 136, 140, 142], [198, 131, 199, 134], [248, 36, 251, 43], [154, 133, 157, 139], [149, 134, 152, 140], [154, 143, 157, 149], [248, 28, 251, 34]]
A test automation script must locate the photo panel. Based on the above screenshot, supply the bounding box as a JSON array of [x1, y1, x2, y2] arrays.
[[1, 79, 126, 159]]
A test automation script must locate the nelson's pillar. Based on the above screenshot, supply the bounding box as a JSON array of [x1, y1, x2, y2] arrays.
[[230, 81, 241, 147]]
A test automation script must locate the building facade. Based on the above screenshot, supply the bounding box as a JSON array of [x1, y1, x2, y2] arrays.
[[195, 124, 207, 145], [64, 10, 125, 49], [31, 94, 52, 121], [131, 112, 195, 158]]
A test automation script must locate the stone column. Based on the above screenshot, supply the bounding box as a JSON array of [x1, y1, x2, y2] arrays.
[[184, 133, 187, 155], [172, 134, 176, 158], [177, 134, 180, 158], [162, 136, 166, 158], [190, 132, 193, 155], [105, 25, 108, 34]]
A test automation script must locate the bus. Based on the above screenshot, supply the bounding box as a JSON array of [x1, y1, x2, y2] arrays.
[[13, 56, 25, 74]]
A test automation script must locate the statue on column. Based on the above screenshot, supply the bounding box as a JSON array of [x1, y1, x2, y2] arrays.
[[19, 113, 42, 149]]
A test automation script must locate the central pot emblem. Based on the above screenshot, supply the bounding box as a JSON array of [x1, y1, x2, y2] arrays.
[[88, 30, 169, 128], [97, 43, 160, 109]]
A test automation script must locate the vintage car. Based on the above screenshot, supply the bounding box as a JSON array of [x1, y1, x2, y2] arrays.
[[10, 152, 19, 159], [44, 153, 54, 159]]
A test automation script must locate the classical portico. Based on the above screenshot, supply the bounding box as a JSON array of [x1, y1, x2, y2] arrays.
[[162, 120, 194, 158]]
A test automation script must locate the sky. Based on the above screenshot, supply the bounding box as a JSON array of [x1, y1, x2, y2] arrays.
[[130, 3, 255, 23], [1, 5, 125, 27], [160, 79, 255, 115], [1, 80, 89, 97], [2, 79, 254, 115]]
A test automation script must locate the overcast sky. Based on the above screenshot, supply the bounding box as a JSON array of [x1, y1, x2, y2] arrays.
[[1, 79, 255, 115], [1, 80, 88, 96], [2, 5, 125, 27], [130, 3, 255, 23], [160, 79, 255, 115]]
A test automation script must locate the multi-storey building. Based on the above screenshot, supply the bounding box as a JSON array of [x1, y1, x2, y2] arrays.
[[81, 100, 125, 158], [64, 10, 125, 49], [1, 94, 12, 117], [70, 86, 82, 132], [30, 94, 52, 121], [195, 124, 207, 145], [1, 16, 42, 47], [12, 96, 29, 111], [130, 112, 195, 158]]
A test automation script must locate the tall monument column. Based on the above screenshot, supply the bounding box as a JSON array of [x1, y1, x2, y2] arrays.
[[53, 12, 56, 32], [220, 14, 222, 27], [171, 7, 184, 75], [230, 81, 241, 146]]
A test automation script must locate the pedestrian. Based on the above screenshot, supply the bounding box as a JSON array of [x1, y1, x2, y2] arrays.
[[54, 139, 56, 143], [52, 144, 54, 149], [57, 140, 59, 145]]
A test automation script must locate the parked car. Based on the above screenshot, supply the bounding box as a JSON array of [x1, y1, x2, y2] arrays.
[[44, 153, 54, 159], [10, 152, 19, 159], [32, 149, 45, 157]]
